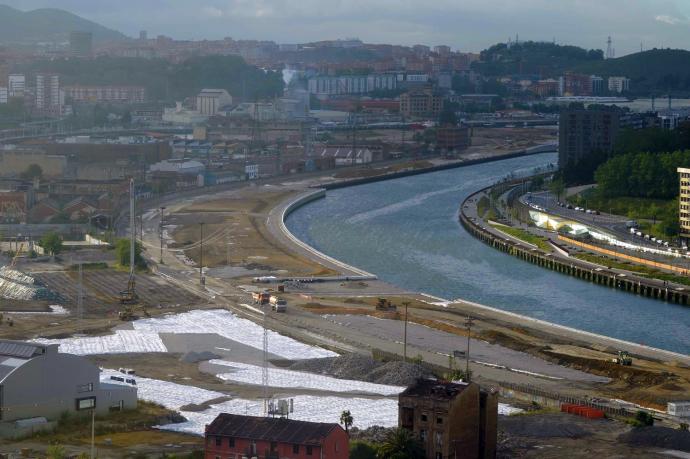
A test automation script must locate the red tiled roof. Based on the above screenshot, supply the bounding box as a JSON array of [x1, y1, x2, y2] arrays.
[[206, 414, 340, 446]]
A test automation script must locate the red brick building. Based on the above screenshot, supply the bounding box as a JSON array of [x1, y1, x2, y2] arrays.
[[205, 414, 349, 459]]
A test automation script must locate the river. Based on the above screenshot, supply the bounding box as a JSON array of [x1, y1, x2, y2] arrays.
[[285, 153, 690, 355]]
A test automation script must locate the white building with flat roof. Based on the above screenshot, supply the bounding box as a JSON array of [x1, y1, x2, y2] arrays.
[[667, 401, 690, 418], [0, 87, 7, 104]]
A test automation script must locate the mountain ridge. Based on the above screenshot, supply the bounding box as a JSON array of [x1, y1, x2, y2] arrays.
[[0, 4, 126, 44]]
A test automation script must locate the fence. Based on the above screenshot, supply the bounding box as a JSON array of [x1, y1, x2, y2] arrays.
[[499, 381, 636, 418]]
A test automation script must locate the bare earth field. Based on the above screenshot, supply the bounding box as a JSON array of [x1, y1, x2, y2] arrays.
[[170, 186, 337, 278]]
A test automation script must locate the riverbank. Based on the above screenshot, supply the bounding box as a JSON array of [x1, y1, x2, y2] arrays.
[[276, 181, 690, 365]]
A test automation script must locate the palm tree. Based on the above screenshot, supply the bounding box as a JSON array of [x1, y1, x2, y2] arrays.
[[340, 410, 353, 433], [377, 428, 425, 459]]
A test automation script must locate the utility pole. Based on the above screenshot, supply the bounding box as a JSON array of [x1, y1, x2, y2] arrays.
[[199, 222, 204, 285], [77, 262, 83, 325], [402, 301, 410, 361], [465, 316, 474, 381], [129, 179, 135, 279], [226, 229, 231, 265], [159, 206, 166, 264], [90, 406, 95, 459], [262, 302, 269, 415]]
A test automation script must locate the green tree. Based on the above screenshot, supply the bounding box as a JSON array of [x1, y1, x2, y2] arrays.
[[350, 441, 378, 459], [340, 410, 353, 433], [40, 232, 63, 256], [548, 177, 566, 202], [115, 239, 144, 268], [634, 410, 654, 427], [377, 428, 425, 459], [20, 164, 43, 180]]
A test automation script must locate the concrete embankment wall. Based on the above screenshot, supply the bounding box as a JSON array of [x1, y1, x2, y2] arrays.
[[459, 188, 690, 306], [319, 145, 556, 191], [560, 235, 690, 276], [280, 189, 377, 279]]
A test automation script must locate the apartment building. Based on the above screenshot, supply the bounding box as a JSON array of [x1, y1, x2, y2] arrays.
[[558, 107, 620, 168], [63, 85, 146, 104], [679, 167, 690, 242], [608, 76, 631, 94], [35, 74, 62, 114], [8, 74, 25, 97], [400, 89, 443, 119]]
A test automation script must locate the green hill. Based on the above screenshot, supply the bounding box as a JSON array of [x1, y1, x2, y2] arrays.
[[0, 4, 126, 44], [473, 41, 604, 77], [575, 49, 690, 95], [20, 55, 285, 102]]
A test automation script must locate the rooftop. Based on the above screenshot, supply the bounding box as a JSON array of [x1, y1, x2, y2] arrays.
[[0, 340, 50, 383], [400, 378, 471, 400], [206, 414, 340, 445]]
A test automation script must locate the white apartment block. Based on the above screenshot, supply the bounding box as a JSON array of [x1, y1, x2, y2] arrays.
[[0, 87, 7, 104], [8, 74, 25, 97], [36, 74, 61, 111], [307, 74, 397, 96], [608, 76, 630, 93]]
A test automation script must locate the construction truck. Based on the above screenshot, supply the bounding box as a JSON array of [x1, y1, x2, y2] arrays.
[[270, 295, 287, 312], [612, 350, 632, 366], [252, 291, 270, 305]]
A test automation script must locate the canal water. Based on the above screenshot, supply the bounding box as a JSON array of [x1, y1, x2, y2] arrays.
[[286, 153, 690, 355]]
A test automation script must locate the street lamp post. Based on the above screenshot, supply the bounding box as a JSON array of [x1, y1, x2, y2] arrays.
[[199, 222, 204, 285], [159, 206, 166, 264], [465, 316, 474, 381], [402, 301, 410, 361]]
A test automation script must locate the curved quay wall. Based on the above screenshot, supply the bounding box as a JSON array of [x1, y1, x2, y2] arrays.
[[459, 187, 690, 306], [279, 189, 377, 280]]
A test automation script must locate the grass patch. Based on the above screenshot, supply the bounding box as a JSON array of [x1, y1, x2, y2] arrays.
[[24, 401, 182, 443], [572, 253, 690, 286], [490, 224, 552, 252]]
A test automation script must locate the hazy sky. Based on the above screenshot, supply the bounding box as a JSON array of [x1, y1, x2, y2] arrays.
[[4, 0, 690, 55]]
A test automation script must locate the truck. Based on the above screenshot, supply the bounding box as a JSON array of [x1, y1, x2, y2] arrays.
[[270, 295, 287, 312], [252, 291, 271, 305]]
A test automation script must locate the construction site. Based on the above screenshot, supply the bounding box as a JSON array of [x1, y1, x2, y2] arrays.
[[0, 152, 688, 457]]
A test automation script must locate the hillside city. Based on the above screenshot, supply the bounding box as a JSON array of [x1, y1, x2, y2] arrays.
[[0, 2, 689, 458]]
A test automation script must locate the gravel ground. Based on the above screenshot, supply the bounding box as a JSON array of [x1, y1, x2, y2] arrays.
[[499, 413, 594, 438], [289, 353, 434, 386], [618, 426, 690, 452], [323, 315, 610, 383]]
